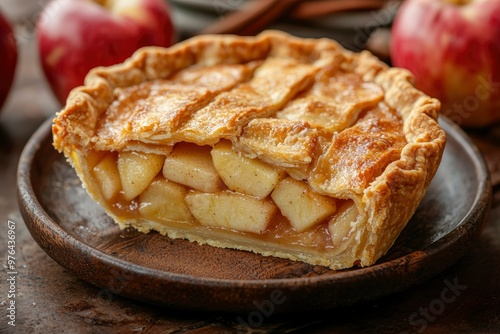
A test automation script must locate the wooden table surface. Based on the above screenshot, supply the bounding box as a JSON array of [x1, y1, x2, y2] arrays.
[[1, 1, 499, 333]]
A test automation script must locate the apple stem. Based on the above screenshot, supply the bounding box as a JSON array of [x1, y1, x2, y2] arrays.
[[94, 0, 108, 7], [445, 0, 472, 5]]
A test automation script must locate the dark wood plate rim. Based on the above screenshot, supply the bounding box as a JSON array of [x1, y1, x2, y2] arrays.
[[17, 116, 492, 313]]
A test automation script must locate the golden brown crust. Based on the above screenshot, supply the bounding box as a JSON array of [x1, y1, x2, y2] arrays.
[[236, 118, 318, 168], [52, 30, 446, 270]]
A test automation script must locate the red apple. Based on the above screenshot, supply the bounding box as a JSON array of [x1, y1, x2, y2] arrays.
[[37, 0, 175, 105], [391, 0, 500, 127], [0, 10, 17, 110]]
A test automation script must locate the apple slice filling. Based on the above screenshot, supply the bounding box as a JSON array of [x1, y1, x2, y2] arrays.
[[89, 140, 359, 251]]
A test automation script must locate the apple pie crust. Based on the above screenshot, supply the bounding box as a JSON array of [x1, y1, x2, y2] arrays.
[[52, 31, 446, 270]]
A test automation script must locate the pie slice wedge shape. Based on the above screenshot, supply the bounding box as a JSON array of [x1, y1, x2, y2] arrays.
[[52, 31, 446, 270]]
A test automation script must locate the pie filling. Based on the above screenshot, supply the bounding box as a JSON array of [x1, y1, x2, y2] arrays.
[[88, 141, 360, 253]]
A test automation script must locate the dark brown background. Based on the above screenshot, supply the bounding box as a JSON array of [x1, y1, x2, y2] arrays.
[[1, 1, 499, 333]]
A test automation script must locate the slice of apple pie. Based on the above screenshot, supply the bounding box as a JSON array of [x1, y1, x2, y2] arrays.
[[52, 31, 446, 270]]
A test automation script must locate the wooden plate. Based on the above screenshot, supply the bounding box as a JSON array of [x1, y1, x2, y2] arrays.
[[17, 117, 491, 314]]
